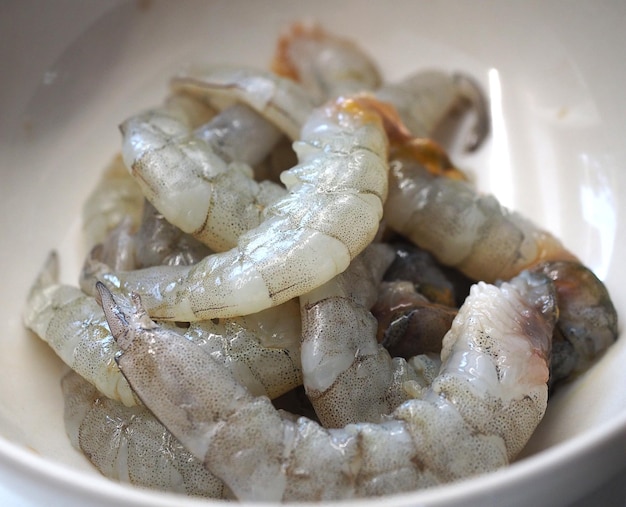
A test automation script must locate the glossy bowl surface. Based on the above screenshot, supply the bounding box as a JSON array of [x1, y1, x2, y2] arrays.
[[1, 1, 626, 506]]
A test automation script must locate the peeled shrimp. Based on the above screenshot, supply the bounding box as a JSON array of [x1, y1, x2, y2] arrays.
[[376, 70, 490, 151], [62, 370, 227, 498], [272, 22, 382, 104], [94, 95, 396, 321], [24, 252, 137, 406], [300, 242, 420, 427], [81, 154, 145, 248], [26, 252, 303, 406], [384, 144, 578, 283], [120, 99, 287, 253], [97, 265, 556, 501]]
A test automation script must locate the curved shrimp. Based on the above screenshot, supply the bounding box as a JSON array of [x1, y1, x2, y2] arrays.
[[81, 92, 216, 249], [529, 260, 618, 387], [120, 98, 287, 253], [24, 252, 138, 406], [384, 142, 578, 283], [271, 21, 382, 104], [26, 252, 303, 406], [94, 95, 399, 321], [384, 144, 618, 383], [62, 370, 227, 498], [376, 70, 490, 152], [81, 154, 145, 248], [300, 242, 421, 427], [97, 265, 556, 501]]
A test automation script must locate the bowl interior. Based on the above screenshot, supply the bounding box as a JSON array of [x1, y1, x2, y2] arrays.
[[1, 1, 625, 506]]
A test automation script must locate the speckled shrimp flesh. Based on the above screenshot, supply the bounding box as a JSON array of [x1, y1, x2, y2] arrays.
[[120, 79, 297, 253], [62, 370, 227, 498], [25, 252, 304, 406], [271, 22, 382, 104], [300, 242, 421, 427], [96, 95, 394, 321], [98, 265, 557, 501], [384, 145, 578, 283]]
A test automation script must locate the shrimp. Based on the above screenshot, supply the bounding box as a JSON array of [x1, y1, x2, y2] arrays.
[[271, 21, 382, 104], [97, 265, 557, 501], [81, 154, 145, 248], [271, 23, 488, 152], [300, 242, 421, 427], [62, 370, 228, 498], [384, 142, 578, 283], [26, 252, 303, 406], [120, 97, 287, 253], [383, 145, 618, 384], [372, 280, 458, 359], [81, 92, 216, 249], [376, 70, 490, 152], [94, 95, 399, 321], [529, 260, 618, 387], [24, 252, 137, 406]]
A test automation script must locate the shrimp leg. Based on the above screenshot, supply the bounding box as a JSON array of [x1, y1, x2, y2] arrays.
[[98, 265, 556, 501]]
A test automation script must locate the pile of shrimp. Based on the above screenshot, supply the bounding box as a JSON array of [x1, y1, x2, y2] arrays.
[[23, 22, 618, 501]]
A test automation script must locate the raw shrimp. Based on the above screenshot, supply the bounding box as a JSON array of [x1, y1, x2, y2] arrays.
[[62, 370, 227, 498], [376, 70, 490, 151], [300, 242, 420, 427], [383, 147, 618, 383], [81, 154, 145, 248], [372, 280, 458, 359], [530, 260, 618, 386], [271, 23, 488, 152], [169, 65, 316, 141], [24, 252, 137, 406], [94, 95, 397, 321], [98, 266, 557, 501], [81, 92, 216, 249], [272, 22, 382, 104], [120, 97, 287, 253], [26, 252, 303, 406], [384, 144, 578, 283]]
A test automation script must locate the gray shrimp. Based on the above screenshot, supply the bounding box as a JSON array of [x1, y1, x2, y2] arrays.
[[62, 370, 228, 498], [91, 95, 399, 321], [97, 266, 557, 501], [26, 252, 303, 406]]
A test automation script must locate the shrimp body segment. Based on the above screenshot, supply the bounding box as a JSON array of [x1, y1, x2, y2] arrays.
[[385, 150, 577, 283], [98, 265, 556, 501], [62, 371, 227, 498], [100, 96, 390, 320], [272, 22, 382, 104]]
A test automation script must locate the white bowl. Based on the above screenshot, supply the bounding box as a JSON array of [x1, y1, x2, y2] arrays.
[[2, 1, 626, 506]]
